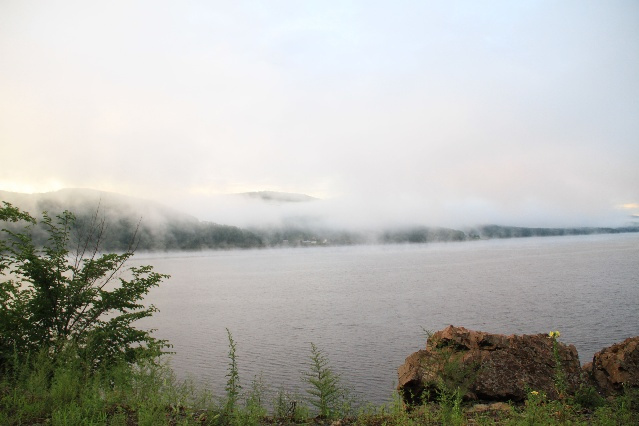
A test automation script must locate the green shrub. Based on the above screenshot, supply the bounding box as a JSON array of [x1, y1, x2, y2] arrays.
[[0, 202, 170, 373]]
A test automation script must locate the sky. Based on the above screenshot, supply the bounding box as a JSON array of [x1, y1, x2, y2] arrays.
[[1, 1, 638, 228]]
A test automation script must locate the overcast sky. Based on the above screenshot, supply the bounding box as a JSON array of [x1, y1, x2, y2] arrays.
[[1, 1, 638, 228]]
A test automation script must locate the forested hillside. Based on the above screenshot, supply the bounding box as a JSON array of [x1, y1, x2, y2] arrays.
[[1, 189, 637, 252], [0, 189, 263, 250]]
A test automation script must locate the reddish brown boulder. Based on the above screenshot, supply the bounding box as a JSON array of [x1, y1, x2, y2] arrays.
[[398, 325, 582, 404], [586, 336, 639, 396], [397, 349, 430, 405]]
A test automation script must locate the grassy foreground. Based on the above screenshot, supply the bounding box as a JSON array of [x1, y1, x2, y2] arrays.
[[2, 345, 638, 426]]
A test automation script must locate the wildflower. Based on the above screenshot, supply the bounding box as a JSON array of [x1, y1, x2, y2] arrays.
[[530, 391, 539, 396], [548, 331, 560, 339]]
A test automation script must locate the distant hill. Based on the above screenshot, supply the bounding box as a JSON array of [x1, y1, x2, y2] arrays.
[[0, 189, 263, 251], [2, 188, 638, 251], [239, 191, 318, 203], [0, 187, 197, 224]]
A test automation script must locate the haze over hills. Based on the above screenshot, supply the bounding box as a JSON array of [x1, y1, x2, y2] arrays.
[[0, 189, 261, 251], [1, 188, 638, 252], [239, 191, 318, 203], [0, 188, 196, 224]]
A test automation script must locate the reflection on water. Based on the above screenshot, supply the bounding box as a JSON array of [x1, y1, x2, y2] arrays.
[[133, 233, 639, 404]]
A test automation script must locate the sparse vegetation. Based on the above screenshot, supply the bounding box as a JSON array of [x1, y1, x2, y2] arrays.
[[1, 329, 638, 425]]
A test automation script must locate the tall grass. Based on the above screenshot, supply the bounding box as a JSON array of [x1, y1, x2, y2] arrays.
[[0, 347, 217, 425], [1, 337, 638, 425]]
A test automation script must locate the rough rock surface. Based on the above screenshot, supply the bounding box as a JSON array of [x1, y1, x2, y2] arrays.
[[397, 325, 582, 404], [585, 336, 639, 396]]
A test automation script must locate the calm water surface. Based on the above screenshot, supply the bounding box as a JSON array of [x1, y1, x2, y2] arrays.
[[133, 233, 639, 404]]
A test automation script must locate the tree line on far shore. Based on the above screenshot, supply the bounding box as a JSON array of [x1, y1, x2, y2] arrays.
[[1, 189, 637, 252]]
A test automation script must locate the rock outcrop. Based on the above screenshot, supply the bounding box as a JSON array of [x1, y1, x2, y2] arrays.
[[584, 336, 639, 397], [398, 326, 582, 404]]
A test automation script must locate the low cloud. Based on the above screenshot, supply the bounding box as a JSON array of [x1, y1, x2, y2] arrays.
[[1, 1, 637, 229]]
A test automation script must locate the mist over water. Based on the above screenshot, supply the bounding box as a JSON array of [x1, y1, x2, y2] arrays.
[[174, 191, 638, 232], [134, 233, 639, 404]]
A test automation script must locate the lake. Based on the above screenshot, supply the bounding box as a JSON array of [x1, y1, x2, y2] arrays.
[[133, 233, 639, 404]]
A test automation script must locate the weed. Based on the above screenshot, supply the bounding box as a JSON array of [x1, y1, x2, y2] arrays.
[[548, 330, 568, 399], [303, 342, 347, 419], [239, 374, 268, 425], [273, 387, 306, 421], [224, 328, 241, 420], [439, 386, 464, 425]]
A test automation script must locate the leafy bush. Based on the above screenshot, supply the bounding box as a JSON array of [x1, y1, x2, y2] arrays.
[[0, 202, 170, 373]]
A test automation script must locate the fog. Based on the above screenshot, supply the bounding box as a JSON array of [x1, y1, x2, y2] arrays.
[[1, 1, 638, 229], [171, 192, 634, 231]]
